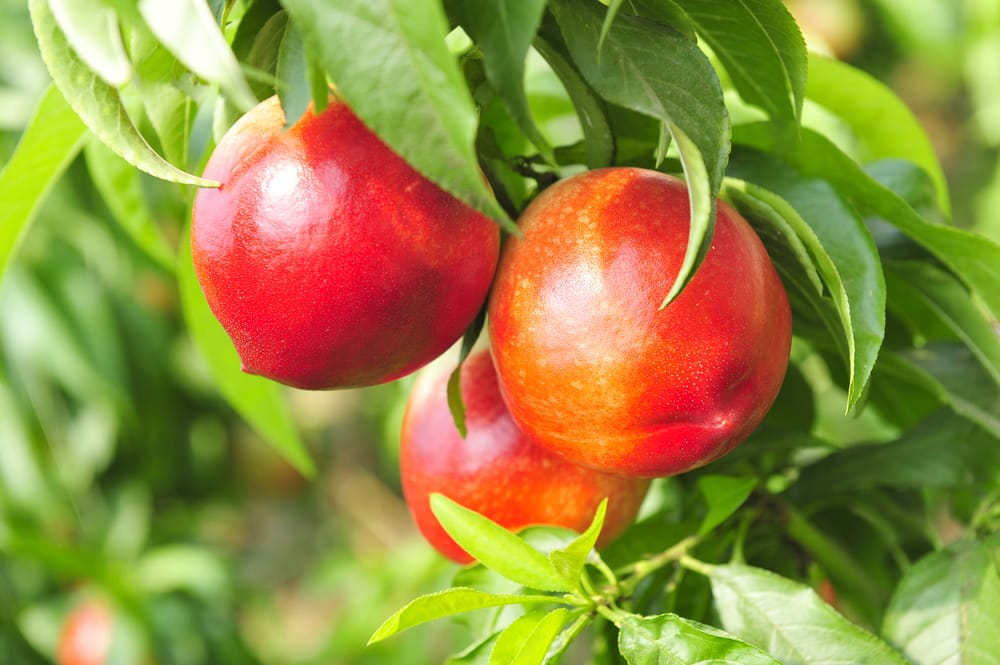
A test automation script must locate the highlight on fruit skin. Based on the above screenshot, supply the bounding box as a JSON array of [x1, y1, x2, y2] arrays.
[[191, 96, 500, 390], [488, 167, 792, 479], [399, 349, 650, 563]]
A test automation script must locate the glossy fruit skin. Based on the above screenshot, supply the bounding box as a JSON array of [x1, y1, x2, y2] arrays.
[[57, 601, 113, 665], [488, 168, 791, 478], [400, 349, 650, 563], [191, 97, 500, 389]]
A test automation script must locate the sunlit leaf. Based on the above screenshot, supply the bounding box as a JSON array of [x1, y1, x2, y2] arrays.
[[619, 613, 782, 665], [711, 564, 911, 665], [489, 608, 569, 665], [29, 0, 215, 186], [369, 587, 556, 644], [548, 499, 607, 586], [697, 476, 757, 536], [0, 84, 85, 284], [49, 0, 131, 86], [806, 54, 950, 216], [137, 0, 256, 112], [430, 494, 572, 593], [883, 538, 1000, 665]]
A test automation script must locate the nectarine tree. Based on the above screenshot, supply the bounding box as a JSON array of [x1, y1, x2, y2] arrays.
[[4, 0, 998, 663]]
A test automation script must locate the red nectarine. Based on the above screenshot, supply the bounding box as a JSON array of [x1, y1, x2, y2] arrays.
[[191, 97, 499, 389], [488, 168, 791, 478], [400, 349, 649, 563]]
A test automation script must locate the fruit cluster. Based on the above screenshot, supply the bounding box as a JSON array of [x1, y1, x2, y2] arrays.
[[192, 98, 792, 562]]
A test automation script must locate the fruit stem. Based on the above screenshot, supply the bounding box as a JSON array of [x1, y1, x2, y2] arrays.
[[589, 551, 619, 588]]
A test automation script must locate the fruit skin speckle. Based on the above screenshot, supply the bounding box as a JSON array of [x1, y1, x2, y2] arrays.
[[191, 97, 499, 390], [488, 168, 792, 478], [400, 350, 649, 564]]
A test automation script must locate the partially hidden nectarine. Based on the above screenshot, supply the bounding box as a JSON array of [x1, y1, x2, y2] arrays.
[[400, 349, 650, 563]]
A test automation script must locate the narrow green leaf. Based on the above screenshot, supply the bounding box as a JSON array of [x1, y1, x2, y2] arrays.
[[548, 499, 607, 585], [29, 0, 216, 187], [887, 261, 1000, 386], [447, 0, 550, 161], [597, 0, 625, 54], [549, 0, 729, 306], [137, 0, 256, 112], [368, 587, 556, 645], [888, 345, 1000, 440], [276, 21, 311, 129], [726, 150, 886, 410], [129, 27, 193, 168], [792, 410, 983, 498], [489, 608, 569, 665], [177, 225, 313, 477], [623, 0, 697, 40], [446, 306, 487, 437], [430, 494, 572, 593], [0, 85, 85, 284], [884, 539, 1000, 665], [711, 564, 911, 665], [806, 54, 950, 216], [735, 124, 1000, 325], [49, 0, 132, 86], [672, 0, 806, 128], [619, 613, 783, 665], [282, 0, 510, 230], [83, 140, 175, 271], [533, 28, 614, 169], [696, 476, 756, 536]]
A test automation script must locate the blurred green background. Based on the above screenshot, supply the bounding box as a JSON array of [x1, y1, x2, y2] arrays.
[[1, 0, 1000, 663]]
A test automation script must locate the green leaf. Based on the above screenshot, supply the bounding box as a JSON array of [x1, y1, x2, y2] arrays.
[[128, 27, 194, 168], [888, 345, 1000, 441], [447, 0, 550, 161], [0, 84, 85, 284], [672, 0, 806, 129], [177, 224, 313, 477], [884, 538, 1000, 665], [726, 150, 886, 410], [619, 613, 783, 665], [29, 0, 216, 187], [886, 261, 1000, 386], [623, 0, 696, 40], [49, 0, 131, 86], [137, 0, 256, 112], [533, 26, 614, 169], [276, 21, 311, 129], [548, 499, 607, 586], [549, 0, 729, 306], [282, 0, 511, 230], [792, 410, 984, 498], [430, 494, 572, 593], [735, 124, 1000, 325], [697, 476, 757, 536], [806, 54, 950, 216], [446, 306, 486, 437], [368, 587, 556, 645], [710, 564, 911, 665], [82, 140, 175, 271], [489, 608, 570, 665]]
